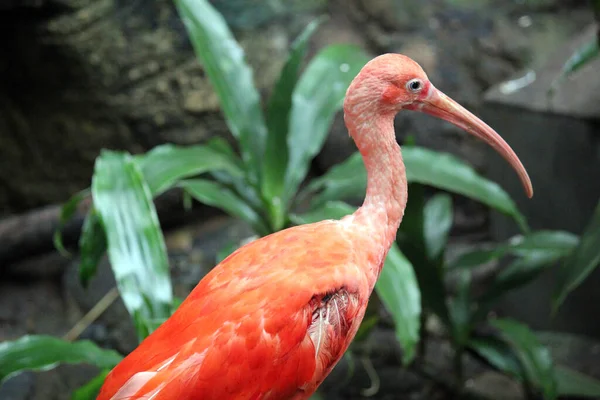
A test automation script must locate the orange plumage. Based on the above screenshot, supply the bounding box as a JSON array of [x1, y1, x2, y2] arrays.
[[98, 54, 532, 400]]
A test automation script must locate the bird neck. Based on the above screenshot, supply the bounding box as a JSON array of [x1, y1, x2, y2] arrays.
[[345, 108, 408, 262]]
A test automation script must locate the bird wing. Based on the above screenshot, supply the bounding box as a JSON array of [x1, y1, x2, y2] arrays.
[[98, 221, 370, 400]]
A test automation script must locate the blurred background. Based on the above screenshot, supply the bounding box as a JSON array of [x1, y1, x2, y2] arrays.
[[0, 0, 599, 399]]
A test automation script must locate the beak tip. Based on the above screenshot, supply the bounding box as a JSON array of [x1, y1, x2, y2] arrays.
[[524, 182, 534, 199]]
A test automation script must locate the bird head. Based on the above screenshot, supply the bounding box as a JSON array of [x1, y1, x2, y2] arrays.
[[345, 53, 533, 198]]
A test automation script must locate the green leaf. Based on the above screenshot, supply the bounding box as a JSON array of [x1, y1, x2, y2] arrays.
[[446, 231, 578, 317], [403, 147, 528, 232], [71, 369, 110, 400], [398, 184, 450, 326], [262, 17, 325, 230], [290, 200, 355, 225], [283, 44, 370, 206], [78, 209, 107, 287], [448, 230, 578, 271], [448, 270, 472, 346], [136, 142, 243, 196], [303, 147, 527, 231], [180, 179, 270, 236], [92, 151, 173, 341], [553, 200, 600, 312], [480, 252, 567, 305], [469, 335, 524, 379], [554, 364, 600, 398], [375, 243, 421, 365], [508, 230, 579, 257], [447, 246, 508, 270], [302, 152, 366, 209], [205, 138, 263, 210], [549, 39, 599, 97], [175, 0, 267, 186], [54, 188, 90, 257], [491, 318, 557, 400], [423, 193, 453, 260], [0, 335, 122, 384]]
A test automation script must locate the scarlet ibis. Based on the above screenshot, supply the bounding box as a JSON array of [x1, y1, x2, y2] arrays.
[[97, 54, 532, 400]]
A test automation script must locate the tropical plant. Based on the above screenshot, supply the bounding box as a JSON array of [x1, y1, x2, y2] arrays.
[[548, 0, 599, 97], [300, 145, 600, 399], [2, 0, 600, 399]]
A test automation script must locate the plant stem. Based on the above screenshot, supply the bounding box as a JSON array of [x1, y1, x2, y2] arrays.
[[63, 287, 120, 342], [454, 346, 465, 393], [418, 310, 428, 360]]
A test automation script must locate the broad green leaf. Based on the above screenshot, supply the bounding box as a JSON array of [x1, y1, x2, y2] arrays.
[[0, 336, 122, 384], [423, 193, 453, 260], [448, 230, 578, 270], [180, 179, 270, 236], [72, 369, 110, 400], [205, 138, 263, 210], [376, 243, 421, 365], [469, 335, 524, 379], [554, 364, 600, 398], [92, 151, 173, 341], [292, 201, 421, 364], [78, 209, 107, 287], [491, 318, 557, 400], [447, 246, 508, 270], [136, 142, 243, 196], [403, 147, 528, 232], [175, 0, 267, 186], [398, 184, 450, 326], [303, 147, 527, 231], [508, 231, 579, 257], [283, 44, 370, 206], [481, 251, 570, 305], [54, 188, 90, 257], [448, 270, 472, 346], [290, 200, 355, 225], [549, 39, 599, 97], [553, 200, 600, 312], [262, 17, 325, 230], [452, 231, 578, 322], [303, 152, 366, 209]]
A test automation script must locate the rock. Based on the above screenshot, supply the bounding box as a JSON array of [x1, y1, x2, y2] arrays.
[[0, 372, 35, 400], [465, 371, 525, 400], [0, 278, 101, 400], [480, 24, 600, 339], [0, 0, 310, 215], [317, 0, 591, 177], [4, 252, 70, 279], [485, 25, 599, 119], [537, 331, 600, 379]]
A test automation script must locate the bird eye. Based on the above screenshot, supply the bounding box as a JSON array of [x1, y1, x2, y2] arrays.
[[406, 79, 422, 93]]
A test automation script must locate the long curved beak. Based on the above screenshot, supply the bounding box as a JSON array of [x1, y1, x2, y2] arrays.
[[411, 86, 533, 198]]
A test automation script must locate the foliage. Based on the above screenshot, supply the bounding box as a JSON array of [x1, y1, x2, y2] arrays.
[[3, 0, 600, 399], [0, 336, 122, 384], [302, 147, 600, 398], [548, 0, 599, 97], [552, 199, 600, 312]]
